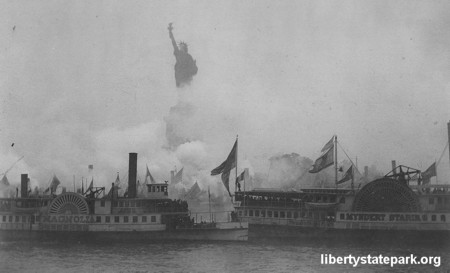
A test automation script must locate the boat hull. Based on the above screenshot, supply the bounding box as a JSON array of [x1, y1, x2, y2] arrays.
[[0, 227, 248, 243], [248, 224, 450, 246]]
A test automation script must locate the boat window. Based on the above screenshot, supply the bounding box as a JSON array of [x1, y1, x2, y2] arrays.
[[105, 216, 110, 223], [36, 216, 40, 222], [287, 211, 292, 218], [429, 198, 434, 205], [249, 210, 253, 217], [151, 216, 156, 222], [125, 201, 130, 208], [441, 215, 446, 222], [432, 215, 436, 221], [130, 201, 135, 207], [133, 216, 138, 223], [114, 216, 120, 223], [268, 211, 272, 218], [15, 216, 19, 222], [274, 211, 279, 218], [22, 216, 27, 222], [96, 216, 101, 223], [339, 197, 345, 204], [119, 201, 124, 207], [100, 200, 105, 207], [2, 216, 5, 222], [330, 196, 336, 203], [255, 210, 260, 217], [142, 216, 147, 222], [238, 210, 242, 216], [261, 210, 265, 217], [280, 211, 285, 218], [294, 212, 298, 219], [124, 216, 129, 223], [244, 210, 247, 216], [437, 197, 442, 205]]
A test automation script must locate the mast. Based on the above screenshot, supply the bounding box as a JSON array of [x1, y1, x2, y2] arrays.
[[448, 121, 450, 170], [334, 135, 338, 185], [208, 185, 212, 223]]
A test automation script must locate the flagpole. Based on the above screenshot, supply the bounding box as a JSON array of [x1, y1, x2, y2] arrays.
[[434, 159, 437, 184], [235, 135, 238, 199]]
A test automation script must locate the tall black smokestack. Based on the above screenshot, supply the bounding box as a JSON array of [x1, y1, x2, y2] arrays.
[[21, 174, 28, 198], [128, 153, 137, 198], [391, 160, 397, 175]]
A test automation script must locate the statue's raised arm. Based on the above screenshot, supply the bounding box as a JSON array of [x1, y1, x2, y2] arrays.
[[168, 23, 178, 52]]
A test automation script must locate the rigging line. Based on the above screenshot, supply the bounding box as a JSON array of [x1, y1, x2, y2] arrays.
[[436, 140, 449, 167], [337, 141, 362, 176]]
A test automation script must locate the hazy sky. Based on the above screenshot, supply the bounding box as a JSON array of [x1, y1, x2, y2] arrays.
[[1, 0, 450, 190]]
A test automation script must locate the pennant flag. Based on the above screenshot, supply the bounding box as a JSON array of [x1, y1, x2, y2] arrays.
[[337, 165, 353, 184], [172, 168, 183, 184], [211, 140, 237, 197], [321, 136, 334, 153], [309, 145, 334, 173], [88, 165, 93, 171], [50, 175, 61, 193], [236, 170, 246, 183], [114, 173, 120, 184], [422, 162, 437, 184], [106, 185, 120, 198], [0, 175, 9, 186], [145, 165, 156, 184], [185, 182, 201, 200], [87, 179, 93, 191], [44, 187, 50, 194]]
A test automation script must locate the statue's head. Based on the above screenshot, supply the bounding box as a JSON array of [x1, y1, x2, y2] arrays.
[[179, 41, 188, 53]]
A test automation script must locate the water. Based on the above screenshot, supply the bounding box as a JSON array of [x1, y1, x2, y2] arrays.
[[0, 239, 448, 273]]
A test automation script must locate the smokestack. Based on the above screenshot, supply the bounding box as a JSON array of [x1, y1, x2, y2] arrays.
[[128, 153, 137, 198], [391, 160, 397, 175], [364, 166, 368, 181], [21, 174, 28, 198]]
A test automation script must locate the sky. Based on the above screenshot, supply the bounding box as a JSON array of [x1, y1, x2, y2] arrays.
[[1, 0, 450, 193]]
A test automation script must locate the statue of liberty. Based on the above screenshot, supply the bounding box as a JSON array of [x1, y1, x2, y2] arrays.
[[168, 23, 198, 87]]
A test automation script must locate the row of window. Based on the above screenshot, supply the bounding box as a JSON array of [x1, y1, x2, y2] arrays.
[[428, 197, 450, 205], [0, 215, 158, 224], [95, 215, 157, 224], [238, 209, 312, 219]]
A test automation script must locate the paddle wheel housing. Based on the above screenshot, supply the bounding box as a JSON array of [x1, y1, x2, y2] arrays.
[[353, 177, 420, 212], [48, 193, 89, 214]]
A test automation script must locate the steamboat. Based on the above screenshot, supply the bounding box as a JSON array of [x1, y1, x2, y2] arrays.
[[233, 124, 450, 244], [0, 153, 248, 242]]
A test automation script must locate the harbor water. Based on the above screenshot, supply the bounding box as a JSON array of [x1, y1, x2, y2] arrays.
[[0, 239, 448, 272]]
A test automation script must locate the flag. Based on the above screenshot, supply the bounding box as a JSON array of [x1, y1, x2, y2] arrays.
[[211, 140, 237, 196], [88, 165, 93, 170], [145, 165, 156, 184], [309, 145, 334, 173], [0, 175, 9, 186], [44, 187, 50, 194], [337, 165, 353, 184], [50, 175, 60, 193], [185, 182, 201, 200], [422, 162, 436, 184], [172, 168, 183, 184], [321, 136, 334, 153]]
